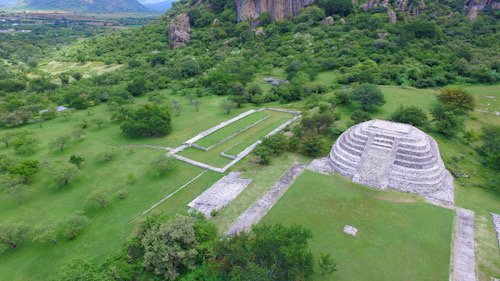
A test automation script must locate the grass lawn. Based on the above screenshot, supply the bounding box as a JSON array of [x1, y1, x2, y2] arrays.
[[177, 109, 294, 167], [196, 111, 268, 148], [260, 170, 455, 281], [0, 93, 245, 280]]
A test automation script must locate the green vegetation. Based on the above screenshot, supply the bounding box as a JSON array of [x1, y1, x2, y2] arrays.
[[261, 170, 455, 281], [196, 111, 267, 148]]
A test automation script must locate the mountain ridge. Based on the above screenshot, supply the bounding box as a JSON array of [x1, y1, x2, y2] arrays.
[[17, 0, 148, 13]]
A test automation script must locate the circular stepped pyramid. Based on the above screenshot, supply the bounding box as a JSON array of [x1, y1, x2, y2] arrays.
[[329, 120, 453, 198]]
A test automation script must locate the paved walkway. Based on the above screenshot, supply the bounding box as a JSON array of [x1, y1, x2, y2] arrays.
[[225, 164, 306, 236], [452, 208, 477, 281]]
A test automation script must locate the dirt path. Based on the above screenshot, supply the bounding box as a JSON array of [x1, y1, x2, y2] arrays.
[[225, 163, 306, 236]]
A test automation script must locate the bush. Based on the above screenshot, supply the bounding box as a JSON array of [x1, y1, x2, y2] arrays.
[[120, 104, 172, 137], [350, 110, 371, 124], [261, 134, 288, 155], [437, 87, 475, 112], [253, 145, 272, 165], [317, 0, 353, 16], [150, 154, 176, 176], [87, 190, 109, 209], [300, 135, 324, 157], [390, 106, 428, 127], [63, 212, 88, 239], [351, 83, 385, 111]]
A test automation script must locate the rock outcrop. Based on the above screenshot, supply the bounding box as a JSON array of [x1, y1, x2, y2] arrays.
[[168, 14, 191, 49], [465, 0, 500, 20], [235, 0, 315, 21]]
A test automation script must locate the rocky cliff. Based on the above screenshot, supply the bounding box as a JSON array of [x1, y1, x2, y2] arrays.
[[168, 13, 191, 49], [235, 0, 315, 21], [464, 0, 500, 20]]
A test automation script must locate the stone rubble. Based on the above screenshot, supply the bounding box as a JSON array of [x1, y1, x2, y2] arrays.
[[343, 225, 358, 236], [491, 213, 500, 248]]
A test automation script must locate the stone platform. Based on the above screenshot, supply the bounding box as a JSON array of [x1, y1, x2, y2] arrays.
[[188, 172, 252, 218], [329, 120, 454, 205]]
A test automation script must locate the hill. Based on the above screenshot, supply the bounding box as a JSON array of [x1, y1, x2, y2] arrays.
[[142, 0, 173, 12], [17, 0, 148, 13]]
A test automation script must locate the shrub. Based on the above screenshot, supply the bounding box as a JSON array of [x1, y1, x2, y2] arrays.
[[351, 83, 385, 111], [120, 104, 172, 137], [63, 212, 88, 240], [390, 106, 428, 127], [150, 154, 176, 176], [253, 145, 272, 165], [350, 110, 371, 124], [0, 224, 28, 253], [261, 134, 288, 155], [437, 87, 475, 112], [87, 190, 109, 209], [300, 135, 324, 157]]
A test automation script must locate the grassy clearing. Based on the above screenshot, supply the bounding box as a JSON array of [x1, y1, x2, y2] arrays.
[[195, 111, 268, 148], [260, 171, 455, 281], [177, 110, 294, 167], [0, 93, 246, 280], [212, 153, 311, 233], [37, 60, 122, 80]]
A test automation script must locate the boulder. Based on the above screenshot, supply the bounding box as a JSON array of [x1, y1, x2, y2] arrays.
[[255, 27, 265, 35], [387, 8, 397, 23], [465, 0, 500, 21], [168, 13, 191, 49], [322, 16, 334, 25]]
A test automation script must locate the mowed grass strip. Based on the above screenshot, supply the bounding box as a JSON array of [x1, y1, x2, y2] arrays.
[[260, 171, 454, 281], [196, 111, 268, 148], [178, 110, 294, 168]]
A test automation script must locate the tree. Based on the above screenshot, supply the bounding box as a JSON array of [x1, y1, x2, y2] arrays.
[[300, 135, 324, 157], [127, 77, 147, 96], [0, 224, 28, 253], [87, 190, 109, 209], [150, 154, 176, 176], [431, 104, 464, 137], [318, 253, 337, 276], [437, 87, 475, 113], [9, 159, 39, 183], [50, 135, 71, 152], [120, 104, 172, 137], [172, 100, 183, 117], [261, 134, 288, 155], [350, 110, 371, 124], [318, 0, 353, 16], [390, 106, 428, 127], [12, 132, 38, 155], [51, 164, 79, 187], [212, 224, 314, 281], [59, 73, 70, 85], [351, 83, 385, 111], [69, 155, 85, 169], [72, 72, 83, 81], [253, 145, 272, 165], [478, 126, 500, 170], [63, 211, 88, 239], [141, 215, 198, 280], [220, 99, 236, 115], [33, 220, 59, 244], [0, 174, 24, 206], [192, 99, 201, 112]]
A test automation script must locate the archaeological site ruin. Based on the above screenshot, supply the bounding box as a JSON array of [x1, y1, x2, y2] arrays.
[[329, 120, 454, 205]]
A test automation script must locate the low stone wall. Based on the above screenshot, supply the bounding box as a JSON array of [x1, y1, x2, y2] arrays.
[[451, 208, 477, 281], [267, 107, 301, 115], [492, 213, 500, 248]]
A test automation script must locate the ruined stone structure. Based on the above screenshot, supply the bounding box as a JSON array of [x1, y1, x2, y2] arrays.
[[329, 120, 453, 204]]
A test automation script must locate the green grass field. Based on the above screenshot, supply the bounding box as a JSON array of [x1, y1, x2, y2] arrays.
[[260, 171, 455, 281], [0, 94, 245, 280], [195, 111, 268, 148], [177, 109, 294, 167]]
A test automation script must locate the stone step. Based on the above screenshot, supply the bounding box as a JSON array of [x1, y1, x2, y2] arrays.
[[338, 139, 363, 157], [345, 130, 368, 146], [391, 163, 443, 176], [330, 149, 358, 169], [390, 169, 445, 182], [332, 143, 361, 164], [395, 154, 436, 164], [330, 158, 356, 177], [340, 133, 366, 152]]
